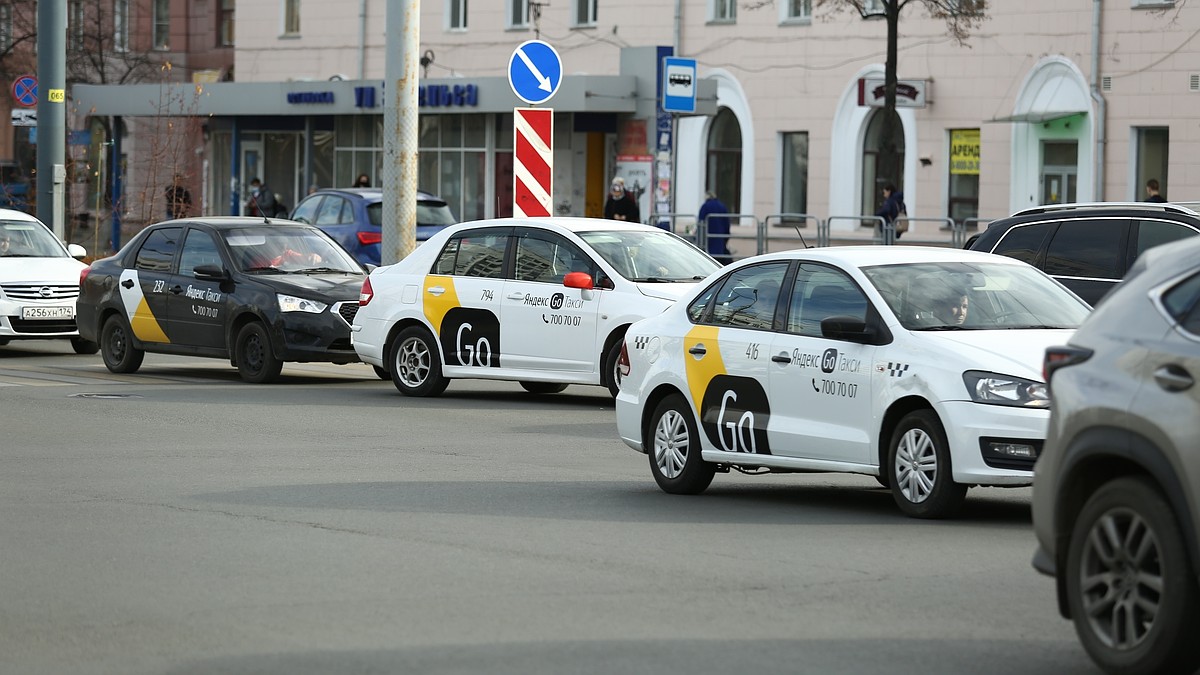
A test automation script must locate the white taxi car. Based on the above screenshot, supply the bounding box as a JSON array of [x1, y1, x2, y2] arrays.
[[0, 208, 96, 354], [615, 246, 1091, 518], [352, 217, 721, 397]]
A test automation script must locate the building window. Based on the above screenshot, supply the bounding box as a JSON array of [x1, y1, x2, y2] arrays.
[[710, 0, 736, 22], [509, 0, 528, 28], [861, 108, 905, 216], [447, 0, 467, 29], [69, 1, 83, 50], [218, 0, 233, 46], [283, 0, 300, 35], [152, 0, 169, 49], [114, 0, 129, 52], [418, 114, 488, 223], [781, 0, 811, 22], [1132, 0, 1174, 7], [780, 132, 808, 218], [948, 129, 980, 225], [0, 5, 13, 52], [1134, 127, 1169, 201], [707, 108, 742, 213], [573, 0, 596, 26]]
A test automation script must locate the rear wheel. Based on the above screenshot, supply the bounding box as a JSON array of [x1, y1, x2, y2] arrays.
[[71, 337, 99, 355], [519, 381, 568, 394], [100, 315, 144, 374], [1066, 477, 1200, 675], [887, 410, 966, 518], [235, 322, 283, 383], [647, 394, 715, 495], [389, 326, 448, 397], [602, 340, 623, 398]]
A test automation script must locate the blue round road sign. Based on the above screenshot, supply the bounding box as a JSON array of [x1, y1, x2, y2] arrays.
[[508, 40, 562, 105], [12, 75, 37, 108]]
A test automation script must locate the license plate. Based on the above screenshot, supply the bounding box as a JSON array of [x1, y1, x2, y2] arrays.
[[21, 306, 74, 320]]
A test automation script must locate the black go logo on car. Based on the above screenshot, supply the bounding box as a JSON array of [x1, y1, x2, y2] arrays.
[[821, 348, 838, 374], [550, 293, 564, 310], [700, 375, 772, 456]]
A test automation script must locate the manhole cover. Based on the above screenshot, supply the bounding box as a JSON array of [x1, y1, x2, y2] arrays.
[[69, 393, 144, 399]]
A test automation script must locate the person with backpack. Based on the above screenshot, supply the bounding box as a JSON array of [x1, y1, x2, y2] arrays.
[[875, 182, 906, 241]]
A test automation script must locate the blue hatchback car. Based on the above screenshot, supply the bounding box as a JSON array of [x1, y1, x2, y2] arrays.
[[289, 188, 457, 265]]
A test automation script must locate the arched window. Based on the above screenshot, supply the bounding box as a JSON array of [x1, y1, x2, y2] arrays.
[[706, 108, 742, 214], [861, 108, 904, 216]]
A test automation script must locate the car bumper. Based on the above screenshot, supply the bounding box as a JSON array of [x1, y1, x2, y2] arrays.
[[941, 400, 1047, 485], [270, 309, 359, 364], [615, 389, 647, 454], [350, 315, 387, 368], [0, 296, 80, 339]]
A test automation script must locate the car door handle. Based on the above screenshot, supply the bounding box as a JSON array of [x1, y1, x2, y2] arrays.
[[121, 279, 134, 289], [507, 292, 524, 300], [1154, 364, 1194, 392], [688, 344, 707, 356], [170, 285, 183, 295], [427, 286, 445, 296], [771, 353, 790, 364]]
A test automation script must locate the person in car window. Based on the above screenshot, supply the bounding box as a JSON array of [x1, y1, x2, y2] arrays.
[[0, 233, 10, 255], [939, 292, 969, 325]]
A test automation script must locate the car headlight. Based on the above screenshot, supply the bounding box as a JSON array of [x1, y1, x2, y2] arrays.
[[277, 294, 328, 314], [962, 370, 1049, 408]]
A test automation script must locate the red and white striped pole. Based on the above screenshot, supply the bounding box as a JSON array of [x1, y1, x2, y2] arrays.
[[513, 107, 553, 217]]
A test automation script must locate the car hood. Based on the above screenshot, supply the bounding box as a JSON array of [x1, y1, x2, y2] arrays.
[[249, 273, 364, 301], [1, 256, 86, 283], [636, 282, 699, 303], [917, 328, 1076, 380]]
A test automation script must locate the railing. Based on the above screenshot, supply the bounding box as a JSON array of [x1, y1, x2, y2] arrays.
[[763, 213, 822, 250], [699, 213, 759, 263], [651, 212, 698, 240], [893, 216, 959, 247]]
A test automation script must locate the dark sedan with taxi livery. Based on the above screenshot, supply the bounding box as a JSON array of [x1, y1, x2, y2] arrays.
[[77, 217, 367, 383]]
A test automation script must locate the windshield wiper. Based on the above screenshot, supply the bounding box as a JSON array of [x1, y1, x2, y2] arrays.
[[1001, 324, 1074, 330], [914, 325, 970, 331], [242, 265, 288, 274], [294, 267, 351, 274]]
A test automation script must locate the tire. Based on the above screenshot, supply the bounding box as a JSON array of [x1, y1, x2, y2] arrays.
[[0, 338, 9, 346], [100, 315, 144, 374], [887, 410, 967, 518], [235, 322, 283, 383], [647, 394, 715, 495], [71, 337, 99, 355], [1066, 477, 1200, 675], [372, 365, 390, 380], [389, 326, 448, 397], [519, 381, 568, 394], [602, 339, 623, 399]]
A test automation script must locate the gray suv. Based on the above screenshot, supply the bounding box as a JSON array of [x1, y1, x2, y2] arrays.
[[1033, 236, 1200, 674]]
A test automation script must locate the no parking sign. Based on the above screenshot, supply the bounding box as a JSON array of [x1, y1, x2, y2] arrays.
[[12, 75, 37, 108]]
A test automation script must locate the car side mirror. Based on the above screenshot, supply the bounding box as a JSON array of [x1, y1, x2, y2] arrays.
[[821, 315, 872, 341], [193, 264, 229, 281], [563, 271, 594, 290], [66, 243, 87, 259]]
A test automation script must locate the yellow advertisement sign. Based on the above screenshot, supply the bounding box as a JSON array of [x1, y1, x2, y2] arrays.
[[950, 129, 980, 175]]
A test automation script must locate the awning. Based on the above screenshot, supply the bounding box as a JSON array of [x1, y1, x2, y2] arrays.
[[986, 110, 1088, 124]]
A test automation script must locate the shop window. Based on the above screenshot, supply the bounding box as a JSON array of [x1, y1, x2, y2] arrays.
[[1134, 127, 1168, 201], [948, 128, 979, 225], [780, 132, 808, 217], [419, 114, 490, 223]]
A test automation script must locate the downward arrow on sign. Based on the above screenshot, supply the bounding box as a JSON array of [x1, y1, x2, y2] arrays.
[[516, 47, 553, 93]]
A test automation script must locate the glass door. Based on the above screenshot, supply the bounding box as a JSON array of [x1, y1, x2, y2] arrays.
[[1041, 141, 1077, 205]]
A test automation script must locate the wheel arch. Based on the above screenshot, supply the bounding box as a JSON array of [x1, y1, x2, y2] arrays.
[[1052, 426, 1200, 618], [228, 310, 271, 360], [877, 395, 937, 469], [600, 324, 631, 390], [385, 317, 441, 365], [98, 306, 145, 349], [639, 383, 692, 454]]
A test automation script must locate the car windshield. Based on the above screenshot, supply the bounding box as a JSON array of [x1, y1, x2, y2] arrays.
[[225, 226, 363, 274], [862, 261, 1090, 330], [0, 220, 68, 258], [364, 201, 457, 228], [578, 230, 720, 282]]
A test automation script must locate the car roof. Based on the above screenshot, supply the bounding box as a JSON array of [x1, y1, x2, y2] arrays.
[[307, 188, 441, 202], [1008, 202, 1200, 218], [148, 216, 318, 230], [442, 216, 676, 237], [0, 208, 44, 223], [735, 245, 1028, 268]]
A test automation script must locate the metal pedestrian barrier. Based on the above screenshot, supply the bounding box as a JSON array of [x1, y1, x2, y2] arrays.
[[892, 216, 959, 247], [763, 214, 823, 250], [650, 212, 698, 240], [699, 213, 759, 263]]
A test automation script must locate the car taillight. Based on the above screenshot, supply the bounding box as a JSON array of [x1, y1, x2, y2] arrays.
[[359, 277, 374, 306], [79, 266, 90, 286], [1043, 346, 1093, 385], [618, 340, 631, 377], [357, 231, 382, 246]]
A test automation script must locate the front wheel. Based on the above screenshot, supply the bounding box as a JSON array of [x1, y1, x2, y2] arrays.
[[100, 315, 144, 374], [887, 410, 966, 518], [519, 381, 568, 394], [1066, 477, 1200, 675], [602, 340, 624, 399], [647, 394, 715, 495], [71, 337, 100, 355], [389, 326, 448, 397], [235, 322, 283, 383]]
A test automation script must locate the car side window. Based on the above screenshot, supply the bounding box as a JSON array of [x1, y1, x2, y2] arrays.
[[1135, 220, 1198, 261], [1161, 273, 1200, 327], [1043, 219, 1127, 279], [991, 222, 1053, 265], [513, 232, 593, 284], [706, 263, 789, 331], [135, 227, 181, 272], [339, 199, 356, 224], [787, 264, 868, 337], [433, 238, 460, 275], [177, 229, 221, 277], [291, 196, 320, 224], [314, 196, 344, 226], [432, 232, 509, 279]]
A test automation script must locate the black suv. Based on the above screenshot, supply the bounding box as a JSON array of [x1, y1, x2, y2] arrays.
[[966, 202, 1200, 306]]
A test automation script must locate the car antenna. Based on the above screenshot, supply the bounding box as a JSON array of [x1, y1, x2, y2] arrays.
[[792, 223, 812, 248]]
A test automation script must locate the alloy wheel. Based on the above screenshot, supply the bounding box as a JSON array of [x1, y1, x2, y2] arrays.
[[895, 427, 937, 503]]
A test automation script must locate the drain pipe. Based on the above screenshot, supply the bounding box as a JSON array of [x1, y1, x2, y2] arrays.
[[673, 0, 681, 55], [358, 0, 368, 79], [1090, 0, 1106, 201]]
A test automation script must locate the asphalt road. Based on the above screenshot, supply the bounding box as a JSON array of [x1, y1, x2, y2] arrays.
[[0, 341, 1099, 675]]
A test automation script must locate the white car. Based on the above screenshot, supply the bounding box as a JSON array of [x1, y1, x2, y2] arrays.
[[352, 217, 721, 397], [615, 246, 1091, 518], [0, 209, 96, 353]]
